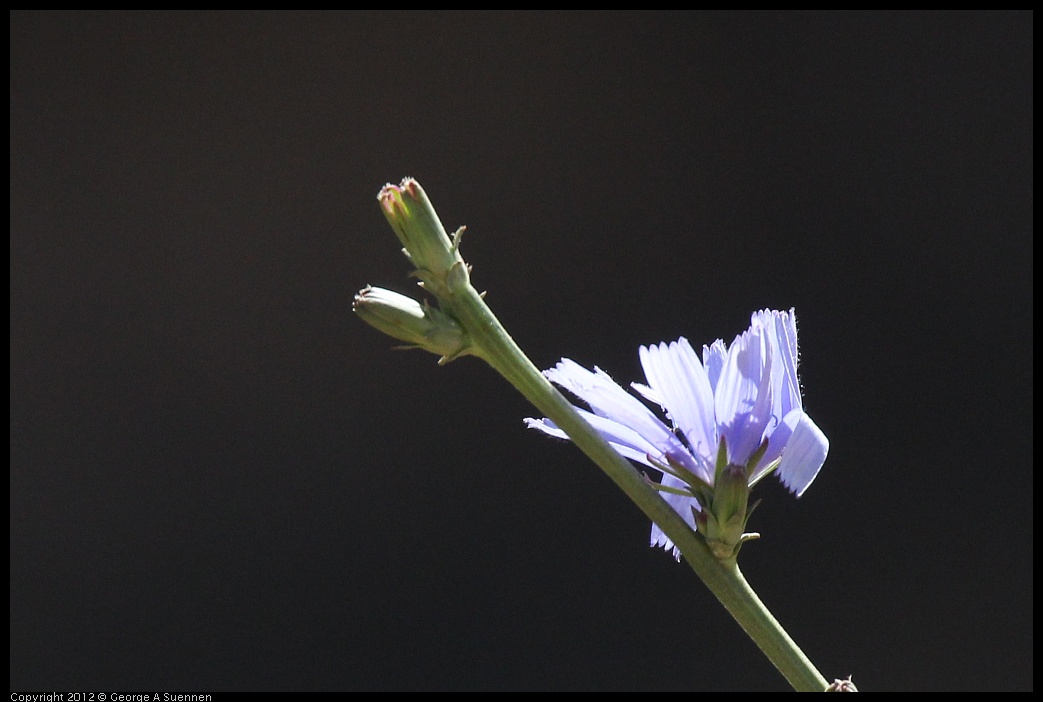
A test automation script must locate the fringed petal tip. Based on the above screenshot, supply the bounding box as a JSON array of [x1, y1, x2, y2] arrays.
[[776, 412, 829, 497], [650, 529, 682, 561], [524, 417, 565, 439], [541, 358, 576, 386], [646, 531, 680, 559]]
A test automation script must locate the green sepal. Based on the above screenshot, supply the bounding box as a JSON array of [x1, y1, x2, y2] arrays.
[[699, 462, 756, 560], [745, 437, 770, 480]]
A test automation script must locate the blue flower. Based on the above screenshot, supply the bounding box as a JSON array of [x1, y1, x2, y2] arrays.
[[526, 309, 828, 557]]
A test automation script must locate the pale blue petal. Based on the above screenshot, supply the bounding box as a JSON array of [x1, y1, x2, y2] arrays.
[[524, 416, 567, 440], [649, 472, 698, 560], [545, 359, 674, 448], [524, 409, 667, 468], [779, 308, 799, 366], [759, 308, 802, 419], [750, 408, 802, 483], [776, 412, 829, 497], [714, 325, 774, 466], [638, 339, 717, 468], [702, 339, 728, 392], [629, 381, 659, 406]]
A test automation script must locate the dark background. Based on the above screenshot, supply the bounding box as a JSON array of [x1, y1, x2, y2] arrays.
[[10, 12, 1032, 691]]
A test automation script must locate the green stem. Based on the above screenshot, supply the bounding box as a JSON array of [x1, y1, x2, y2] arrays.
[[445, 282, 827, 692]]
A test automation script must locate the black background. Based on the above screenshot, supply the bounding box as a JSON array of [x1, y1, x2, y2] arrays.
[[11, 12, 1032, 691]]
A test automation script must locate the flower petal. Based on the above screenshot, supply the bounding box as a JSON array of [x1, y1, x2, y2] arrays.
[[629, 381, 659, 407], [529, 357, 693, 468], [750, 408, 801, 483], [544, 359, 675, 449], [524, 409, 665, 468], [638, 339, 717, 475], [649, 471, 698, 560], [714, 324, 774, 466], [775, 412, 829, 497], [702, 338, 728, 392], [756, 308, 802, 421]]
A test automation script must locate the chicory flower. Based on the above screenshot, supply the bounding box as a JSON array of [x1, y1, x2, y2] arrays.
[[526, 308, 828, 559]]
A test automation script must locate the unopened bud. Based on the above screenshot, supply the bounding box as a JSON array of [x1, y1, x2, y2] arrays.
[[353, 286, 471, 363], [378, 178, 465, 296]]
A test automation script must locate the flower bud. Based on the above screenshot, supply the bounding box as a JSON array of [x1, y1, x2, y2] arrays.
[[378, 178, 466, 296], [826, 677, 859, 692], [353, 286, 471, 363], [700, 463, 755, 559]]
